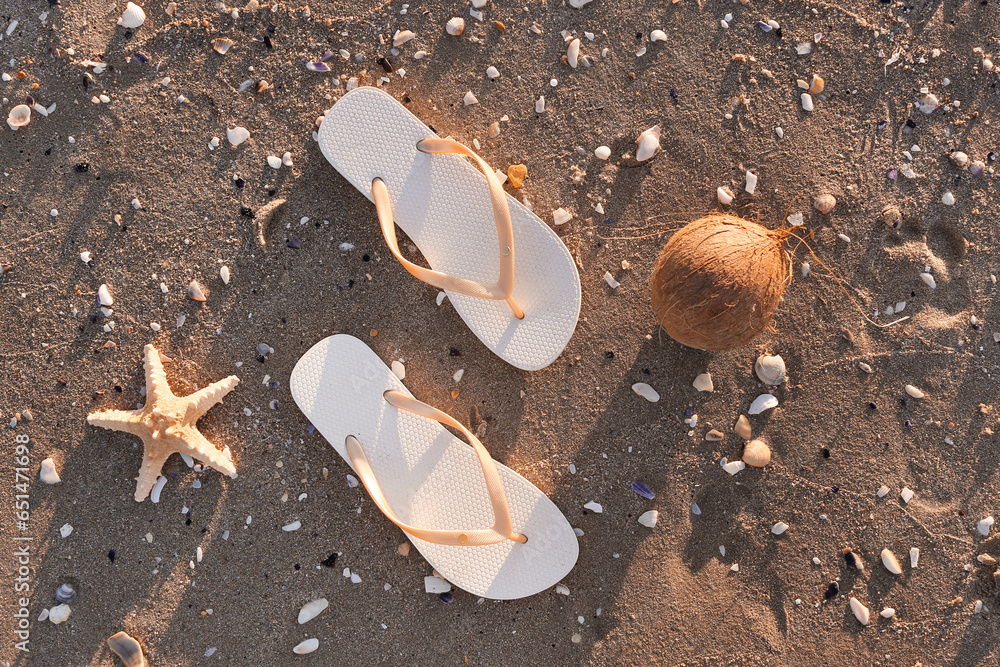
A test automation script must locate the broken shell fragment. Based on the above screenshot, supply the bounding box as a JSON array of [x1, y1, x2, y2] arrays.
[[807, 75, 825, 94], [742, 439, 771, 467], [722, 459, 745, 475], [755, 354, 786, 385], [880, 607, 895, 619], [978, 516, 995, 536], [7, 104, 31, 130], [900, 487, 914, 504], [705, 429, 724, 441], [650, 29, 667, 42], [813, 193, 836, 214], [904, 384, 924, 399], [297, 598, 329, 624], [748, 394, 778, 415], [293, 638, 319, 655], [692, 373, 714, 392], [463, 91, 479, 106], [107, 632, 146, 667], [227, 126, 250, 146], [632, 382, 659, 403], [881, 205, 901, 228], [800, 93, 814, 112], [445, 17, 465, 36], [881, 548, 902, 575], [771, 521, 789, 535], [118, 2, 146, 29], [734, 415, 752, 440], [909, 547, 920, 568], [950, 151, 969, 168], [40, 457, 61, 484], [98, 283, 114, 306], [49, 604, 71, 624], [635, 125, 661, 162], [637, 510, 659, 528], [844, 549, 864, 570], [220, 266, 231, 285], [915, 93, 940, 114], [507, 164, 527, 188], [212, 38, 233, 55], [567, 38, 581, 68], [920, 272, 937, 289], [392, 30, 416, 47], [716, 186, 734, 205], [850, 597, 870, 625], [188, 280, 207, 301]]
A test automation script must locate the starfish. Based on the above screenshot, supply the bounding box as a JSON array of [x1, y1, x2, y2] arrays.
[[87, 344, 240, 502]]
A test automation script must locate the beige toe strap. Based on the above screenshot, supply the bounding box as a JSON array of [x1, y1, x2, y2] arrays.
[[344, 389, 527, 547], [372, 137, 524, 319]]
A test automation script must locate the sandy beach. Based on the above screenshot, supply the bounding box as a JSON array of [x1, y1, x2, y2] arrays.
[[2, 0, 1000, 664]]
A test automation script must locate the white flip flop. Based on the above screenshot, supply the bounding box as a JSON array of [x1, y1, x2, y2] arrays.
[[290, 334, 579, 599], [317, 87, 581, 371]]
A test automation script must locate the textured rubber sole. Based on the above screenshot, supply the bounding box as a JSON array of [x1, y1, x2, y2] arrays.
[[290, 335, 579, 599], [318, 87, 581, 371]]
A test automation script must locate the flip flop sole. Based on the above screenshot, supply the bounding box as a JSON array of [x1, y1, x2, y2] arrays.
[[290, 335, 579, 599], [318, 87, 581, 371]]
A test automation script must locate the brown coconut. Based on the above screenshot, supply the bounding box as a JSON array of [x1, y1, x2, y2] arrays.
[[650, 214, 792, 351]]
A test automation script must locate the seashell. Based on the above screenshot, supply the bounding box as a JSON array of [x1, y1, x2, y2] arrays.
[[717, 186, 734, 205], [165, 2, 177, 15], [941, 191, 955, 206], [227, 126, 250, 146], [705, 429, 724, 441], [880, 607, 895, 619], [900, 487, 914, 504], [650, 29, 667, 42], [555, 583, 570, 595], [631, 481, 655, 500], [282, 152, 293, 166], [567, 38, 581, 68], [813, 193, 836, 214], [118, 2, 146, 29], [445, 17, 465, 36], [734, 415, 752, 440], [748, 394, 778, 415], [55, 584, 77, 604], [909, 547, 919, 568], [282, 520, 301, 531], [635, 125, 661, 162], [594, 145, 611, 160], [973, 600, 984, 614], [632, 382, 659, 402], [267, 155, 282, 169], [915, 93, 939, 114], [755, 354, 786, 385], [60, 523, 73, 537], [7, 104, 31, 130], [722, 459, 745, 475], [306, 61, 331, 72], [297, 598, 329, 624], [692, 373, 714, 392], [486, 65, 500, 79], [293, 638, 319, 655], [149, 476, 167, 503], [583, 501, 603, 513], [49, 604, 71, 624], [40, 457, 61, 484], [463, 91, 478, 106], [876, 485, 890, 498], [392, 30, 416, 47], [844, 549, 864, 570], [212, 38, 233, 55], [637, 510, 659, 528], [108, 632, 145, 666], [569, 0, 592, 6], [800, 93, 814, 112], [919, 272, 936, 289], [391, 360, 405, 380], [969, 160, 986, 177], [904, 384, 924, 399], [978, 515, 994, 536], [771, 521, 788, 535], [220, 266, 231, 284], [424, 575, 450, 593], [950, 151, 969, 168], [187, 280, 207, 301], [742, 439, 771, 467], [881, 548, 902, 574], [807, 75, 825, 94], [849, 597, 870, 625]]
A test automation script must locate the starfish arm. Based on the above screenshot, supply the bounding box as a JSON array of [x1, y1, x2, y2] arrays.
[[185, 375, 240, 421], [134, 446, 171, 502], [178, 427, 237, 479], [144, 344, 175, 403], [87, 409, 147, 437]]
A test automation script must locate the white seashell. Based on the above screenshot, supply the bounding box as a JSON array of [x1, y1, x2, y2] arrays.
[[212, 38, 233, 55], [149, 475, 167, 503], [635, 125, 661, 162], [292, 638, 319, 655], [692, 373, 714, 392], [445, 17, 465, 36], [973, 600, 984, 614], [7, 104, 31, 130], [859, 362, 874, 374], [748, 394, 778, 415], [941, 191, 955, 206], [424, 576, 451, 593], [282, 152, 293, 166], [650, 29, 667, 42], [800, 93, 814, 112], [813, 193, 836, 214], [555, 583, 570, 595], [755, 355, 786, 385], [267, 155, 282, 169], [298, 598, 329, 624], [637, 510, 658, 528], [978, 515, 995, 536], [40, 458, 61, 484], [535, 95, 546, 113], [552, 207, 572, 225], [742, 440, 771, 467], [920, 272, 937, 289], [594, 145, 611, 160], [583, 501, 603, 513], [220, 265, 231, 284], [392, 30, 416, 47], [118, 2, 146, 29], [603, 271, 620, 289], [771, 521, 789, 535], [734, 414, 752, 440], [877, 485, 890, 498], [98, 283, 114, 306], [900, 487, 914, 504], [463, 91, 478, 106], [801, 262, 810, 277], [904, 384, 924, 399], [569, 0, 592, 7], [691, 503, 701, 515], [909, 547, 919, 568], [915, 93, 939, 114], [716, 186, 734, 205], [390, 360, 405, 380], [744, 170, 757, 194], [49, 604, 71, 624], [950, 151, 969, 168], [880, 607, 895, 619], [60, 523, 74, 538], [722, 459, 745, 475], [188, 280, 207, 301], [849, 597, 870, 625], [881, 548, 902, 574], [282, 520, 301, 532], [486, 66, 500, 79], [567, 38, 581, 68], [632, 383, 659, 403], [227, 126, 250, 146]]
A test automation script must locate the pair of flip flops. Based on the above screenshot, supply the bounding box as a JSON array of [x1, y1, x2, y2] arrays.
[[290, 88, 581, 599]]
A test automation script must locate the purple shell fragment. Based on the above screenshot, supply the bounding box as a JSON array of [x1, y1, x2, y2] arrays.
[[306, 61, 331, 72], [320, 50, 335, 62], [287, 237, 301, 249], [886, 168, 898, 180], [439, 593, 453, 604], [632, 481, 655, 500]]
